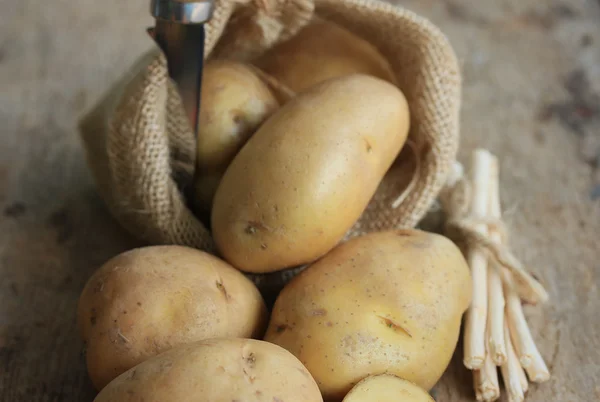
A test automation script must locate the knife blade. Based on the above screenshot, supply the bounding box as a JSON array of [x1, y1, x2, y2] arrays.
[[150, 0, 214, 135]]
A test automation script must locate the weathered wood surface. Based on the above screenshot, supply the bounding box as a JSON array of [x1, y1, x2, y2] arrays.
[[0, 0, 599, 401]]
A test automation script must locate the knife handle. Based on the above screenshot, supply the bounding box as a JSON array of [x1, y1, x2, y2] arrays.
[[151, 0, 214, 24]]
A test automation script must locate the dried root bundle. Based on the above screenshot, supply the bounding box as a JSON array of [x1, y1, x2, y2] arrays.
[[440, 149, 550, 401]]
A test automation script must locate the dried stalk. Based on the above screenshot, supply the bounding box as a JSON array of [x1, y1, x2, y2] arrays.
[[487, 267, 506, 365], [505, 284, 550, 382], [487, 158, 507, 365], [501, 322, 525, 402], [463, 149, 494, 370], [474, 335, 500, 401], [517, 354, 529, 393]]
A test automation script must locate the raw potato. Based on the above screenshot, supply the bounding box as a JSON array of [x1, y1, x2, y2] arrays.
[[264, 230, 472, 400], [342, 374, 434, 402], [194, 60, 279, 211], [254, 19, 396, 92], [93, 338, 323, 402], [77, 246, 268, 390], [211, 74, 410, 273]]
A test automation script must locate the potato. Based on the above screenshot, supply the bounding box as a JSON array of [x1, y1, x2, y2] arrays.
[[264, 230, 472, 400], [342, 374, 434, 402], [211, 75, 410, 273], [93, 338, 323, 402], [194, 60, 279, 212], [77, 246, 268, 390], [254, 19, 396, 92]]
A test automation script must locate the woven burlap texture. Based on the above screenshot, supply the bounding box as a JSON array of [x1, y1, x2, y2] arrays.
[[79, 0, 461, 292]]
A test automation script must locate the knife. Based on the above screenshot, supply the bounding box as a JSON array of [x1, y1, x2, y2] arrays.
[[149, 0, 215, 135]]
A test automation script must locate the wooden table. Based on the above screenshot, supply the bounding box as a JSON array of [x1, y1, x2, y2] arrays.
[[1, 0, 599, 400]]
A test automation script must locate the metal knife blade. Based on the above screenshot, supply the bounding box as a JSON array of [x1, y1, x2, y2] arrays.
[[150, 0, 214, 135]]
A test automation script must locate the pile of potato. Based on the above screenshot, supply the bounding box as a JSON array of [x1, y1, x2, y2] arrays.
[[78, 18, 472, 402]]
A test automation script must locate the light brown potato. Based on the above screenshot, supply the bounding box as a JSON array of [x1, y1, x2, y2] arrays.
[[93, 338, 323, 402], [77, 246, 268, 390], [194, 60, 279, 211], [264, 230, 472, 401], [211, 74, 410, 273], [254, 19, 396, 92], [342, 374, 434, 402]]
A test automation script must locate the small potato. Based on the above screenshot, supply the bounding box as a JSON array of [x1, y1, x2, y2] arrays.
[[94, 338, 323, 402], [254, 19, 396, 92], [264, 230, 472, 401], [343, 375, 434, 402], [211, 75, 410, 273], [194, 60, 279, 211], [77, 246, 267, 390]]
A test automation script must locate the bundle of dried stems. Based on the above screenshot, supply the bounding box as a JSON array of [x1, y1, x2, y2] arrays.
[[442, 149, 550, 402]]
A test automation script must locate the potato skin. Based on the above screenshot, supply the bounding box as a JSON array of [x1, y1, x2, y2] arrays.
[[77, 246, 268, 390], [264, 230, 472, 400], [255, 19, 396, 92], [211, 74, 410, 273], [194, 60, 279, 211], [93, 338, 323, 402], [342, 375, 434, 402]]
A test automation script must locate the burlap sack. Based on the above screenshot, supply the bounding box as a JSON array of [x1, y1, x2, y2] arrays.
[[79, 0, 461, 297]]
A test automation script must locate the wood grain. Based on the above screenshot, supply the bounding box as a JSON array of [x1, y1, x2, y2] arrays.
[[1, 0, 599, 401]]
